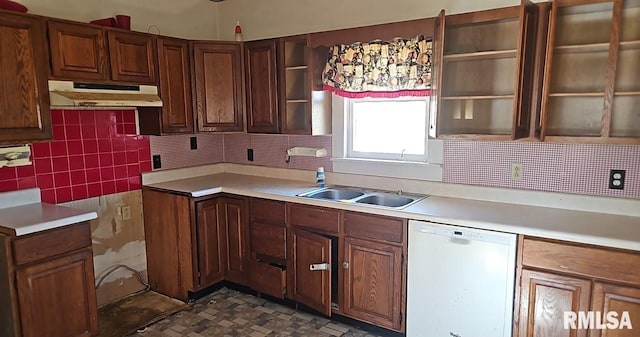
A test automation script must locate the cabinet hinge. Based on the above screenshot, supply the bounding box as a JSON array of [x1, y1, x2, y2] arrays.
[[401, 253, 405, 265]]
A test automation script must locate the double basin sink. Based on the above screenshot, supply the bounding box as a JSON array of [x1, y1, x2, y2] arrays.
[[297, 186, 428, 209]]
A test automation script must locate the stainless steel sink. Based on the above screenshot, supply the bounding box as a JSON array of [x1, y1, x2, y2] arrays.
[[355, 194, 417, 208], [297, 186, 427, 209], [302, 187, 365, 201]]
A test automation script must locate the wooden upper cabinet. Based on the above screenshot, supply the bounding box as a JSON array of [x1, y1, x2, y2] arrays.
[[434, 2, 538, 140], [245, 39, 279, 133], [540, 0, 640, 143], [0, 13, 51, 144], [48, 20, 108, 81], [155, 37, 194, 134], [108, 31, 156, 84], [192, 42, 245, 132]]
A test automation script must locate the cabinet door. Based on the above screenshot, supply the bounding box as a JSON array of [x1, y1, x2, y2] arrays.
[[142, 189, 194, 301], [16, 249, 98, 337], [156, 37, 194, 133], [0, 13, 51, 144], [221, 197, 248, 284], [517, 269, 591, 337], [290, 228, 332, 316], [590, 283, 640, 337], [48, 20, 108, 81], [193, 42, 244, 132], [107, 31, 156, 84], [343, 237, 403, 331], [245, 39, 279, 133], [196, 198, 226, 288]]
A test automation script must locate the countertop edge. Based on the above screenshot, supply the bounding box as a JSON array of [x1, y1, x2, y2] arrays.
[[144, 174, 640, 252]]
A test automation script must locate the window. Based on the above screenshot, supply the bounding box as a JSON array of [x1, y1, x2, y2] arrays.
[[347, 98, 429, 162], [332, 95, 443, 181]]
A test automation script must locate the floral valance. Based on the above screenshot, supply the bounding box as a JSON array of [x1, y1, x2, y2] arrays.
[[322, 35, 432, 98]]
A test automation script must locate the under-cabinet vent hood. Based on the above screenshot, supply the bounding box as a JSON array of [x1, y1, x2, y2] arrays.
[[48, 80, 163, 108]]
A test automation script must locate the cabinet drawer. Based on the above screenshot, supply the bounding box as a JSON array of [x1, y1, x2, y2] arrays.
[[250, 222, 286, 262], [522, 238, 640, 285], [13, 222, 92, 266], [344, 212, 405, 243], [288, 204, 340, 233], [248, 261, 286, 299], [251, 198, 285, 226]]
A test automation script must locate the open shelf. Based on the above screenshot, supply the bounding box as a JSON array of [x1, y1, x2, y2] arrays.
[[554, 43, 610, 54], [442, 95, 514, 100], [285, 65, 308, 71], [548, 92, 605, 97], [620, 40, 640, 50], [443, 49, 517, 61]]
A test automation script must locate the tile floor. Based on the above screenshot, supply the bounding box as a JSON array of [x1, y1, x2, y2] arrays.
[[130, 288, 386, 337]]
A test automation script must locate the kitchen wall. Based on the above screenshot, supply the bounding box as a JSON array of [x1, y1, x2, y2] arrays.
[[17, 0, 218, 39], [0, 109, 152, 306], [150, 134, 639, 200], [215, 0, 524, 41], [149, 133, 332, 172]]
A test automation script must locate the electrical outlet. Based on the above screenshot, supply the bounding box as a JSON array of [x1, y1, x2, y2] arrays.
[[190, 137, 198, 150], [511, 163, 523, 181], [609, 169, 625, 190], [152, 155, 161, 169], [122, 206, 131, 220], [247, 148, 254, 162]]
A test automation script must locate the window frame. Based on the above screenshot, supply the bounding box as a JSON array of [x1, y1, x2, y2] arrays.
[[331, 94, 443, 182], [346, 97, 430, 162]]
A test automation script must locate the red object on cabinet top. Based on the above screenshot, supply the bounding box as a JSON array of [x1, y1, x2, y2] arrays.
[[0, 0, 28, 13]]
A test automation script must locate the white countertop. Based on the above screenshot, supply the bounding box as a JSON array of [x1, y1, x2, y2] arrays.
[[0, 188, 98, 237], [145, 173, 640, 252]]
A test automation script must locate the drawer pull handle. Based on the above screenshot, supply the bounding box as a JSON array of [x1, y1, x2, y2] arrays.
[[560, 265, 570, 270], [310, 263, 330, 271], [342, 262, 349, 269]]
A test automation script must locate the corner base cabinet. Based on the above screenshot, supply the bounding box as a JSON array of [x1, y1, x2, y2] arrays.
[[516, 237, 640, 337], [142, 188, 249, 301], [0, 222, 98, 337]]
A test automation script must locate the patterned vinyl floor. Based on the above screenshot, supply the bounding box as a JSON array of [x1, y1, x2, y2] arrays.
[[130, 288, 386, 337]]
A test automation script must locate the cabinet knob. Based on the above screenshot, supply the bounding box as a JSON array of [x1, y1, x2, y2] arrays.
[[342, 261, 349, 269]]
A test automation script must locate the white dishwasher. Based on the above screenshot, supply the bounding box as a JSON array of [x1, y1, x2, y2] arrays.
[[407, 220, 517, 337]]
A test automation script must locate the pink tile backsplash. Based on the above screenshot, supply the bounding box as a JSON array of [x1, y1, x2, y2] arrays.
[[443, 140, 640, 199], [0, 109, 152, 203], [149, 133, 333, 172], [148, 134, 224, 171]]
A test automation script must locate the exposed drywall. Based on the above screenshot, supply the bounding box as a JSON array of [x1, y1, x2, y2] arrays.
[[18, 0, 218, 39], [215, 0, 524, 41], [62, 190, 147, 306]]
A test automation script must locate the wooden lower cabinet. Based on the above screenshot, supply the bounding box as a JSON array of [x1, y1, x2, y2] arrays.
[[16, 249, 97, 337], [143, 189, 248, 300], [517, 269, 591, 337], [220, 197, 248, 284], [290, 228, 333, 316], [342, 237, 403, 331], [0, 222, 97, 337], [517, 237, 640, 337], [195, 198, 226, 287], [590, 283, 640, 337]]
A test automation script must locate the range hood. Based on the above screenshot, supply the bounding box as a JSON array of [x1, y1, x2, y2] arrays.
[[48, 80, 163, 108]]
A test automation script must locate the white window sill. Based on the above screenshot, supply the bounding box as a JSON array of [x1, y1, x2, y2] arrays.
[[331, 158, 442, 181]]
